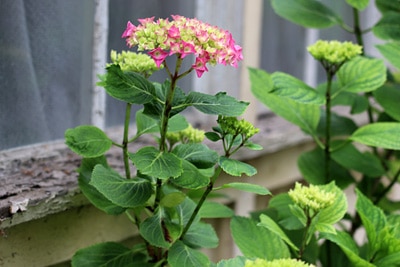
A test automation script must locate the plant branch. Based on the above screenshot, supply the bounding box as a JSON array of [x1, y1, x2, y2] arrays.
[[180, 166, 223, 239], [298, 210, 312, 260], [339, 21, 355, 33], [352, 8, 364, 50], [159, 56, 182, 152], [374, 167, 400, 205], [155, 56, 183, 206]]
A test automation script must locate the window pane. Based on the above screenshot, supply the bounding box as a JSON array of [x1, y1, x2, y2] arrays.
[[0, 0, 95, 150], [106, 0, 195, 127]]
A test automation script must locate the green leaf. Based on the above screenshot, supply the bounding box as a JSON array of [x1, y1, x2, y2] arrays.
[[90, 165, 153, 208], [217, 182, 271, 195], [271, 72, 325, 105], [182, 222, 219, 248], [172, 143, 218, 169], [78, 157, 125, 215], [185, 92, 248, 116], [205, 132, 221, 142], [250, 68, 320, 135], [258, 214, 299, 252], [317, 111, 358, 137], [176, 197, 200, 227], [317, 81, 369, 114], [288, 204, 307, 226], [168, 114, 190, 132], [248, 67, 274, 93], [321, 231, 375, 267], [315, 223, 336, 234], [65, 126, 112, 158], [317, 182, 348, 225], [269, 194, 304, 230], [297, 147, 354, 188], [160, 191, 186, 208], [374, 252, 400, 267], [372, 227, 400, 265], [319, 238, 351, 267], [376, 0, 400, 13], [346, 0, 370, 10], [373, 84, 400, 121], [331, 141, 386, 177], [271, 0, 341, 28], [71, 242, 134, 267], [143, 81, 187, 119], [244, 141, 263, 151], [135, 109, 158, 135], [140, 208, 171, 248], [230, 216, 290, 259], [129, 146, 183, 179], [387, 214, 400, 238], [350, 122, 400, 150], [337, 57, 386, 93], [135, 109, 188, 136], [168, 240, 210, 267], [376, 42, 400, 69], [170, 160, 209, 189], [219, 157, 257, 177], [355, 189, 387, 249], [198, 201, 234, 218], [373, 12, 400, 41], [332, 91, 369, 114], [102, 64, 155, 104]]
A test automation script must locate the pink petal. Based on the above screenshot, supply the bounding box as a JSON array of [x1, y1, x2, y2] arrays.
[[192, 57, 209, 78], [121, 21, 136, 38], [148, 47, 168, 68], [138, 16, 155, 25]]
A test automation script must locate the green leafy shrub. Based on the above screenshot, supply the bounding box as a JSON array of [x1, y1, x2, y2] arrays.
[[230, 0, 400, 266]]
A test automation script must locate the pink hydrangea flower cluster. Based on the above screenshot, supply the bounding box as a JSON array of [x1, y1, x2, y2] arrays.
[[121, 15, 243, 77]]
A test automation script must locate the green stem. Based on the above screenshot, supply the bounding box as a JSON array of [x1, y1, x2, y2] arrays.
[[374, 167, 400, 204], [155, 57, 183, 205], [352, 6, 380, 158], [159, 57, 183, 152], [352, 8, 364, 50], [298, 210, 312, 260], [125, 210, 136, 224], [339, 21, 355, 34], [353, 7, 379, 158], [180, 166, 223, 239], [123, 103, 132, 179], [324, 71, 333, 182]]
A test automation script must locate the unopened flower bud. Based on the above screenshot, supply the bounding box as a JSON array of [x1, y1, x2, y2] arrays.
[[307, 40, 362, 65], [288, 182, 335, 212], [109, 50, 161, 76]]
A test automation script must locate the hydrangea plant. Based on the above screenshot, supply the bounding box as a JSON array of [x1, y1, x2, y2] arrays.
[[235, 0, 400, 266], [65, 15, 267, 267]]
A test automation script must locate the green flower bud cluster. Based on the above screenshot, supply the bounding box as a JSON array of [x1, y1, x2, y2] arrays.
[[244, 258, 315, 267], [166, 124, 205, 145], [109, 50, 161, 76], [217, 116, 259, 139], [307, 40, 362, 65], [288, 182, 335, 212]]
